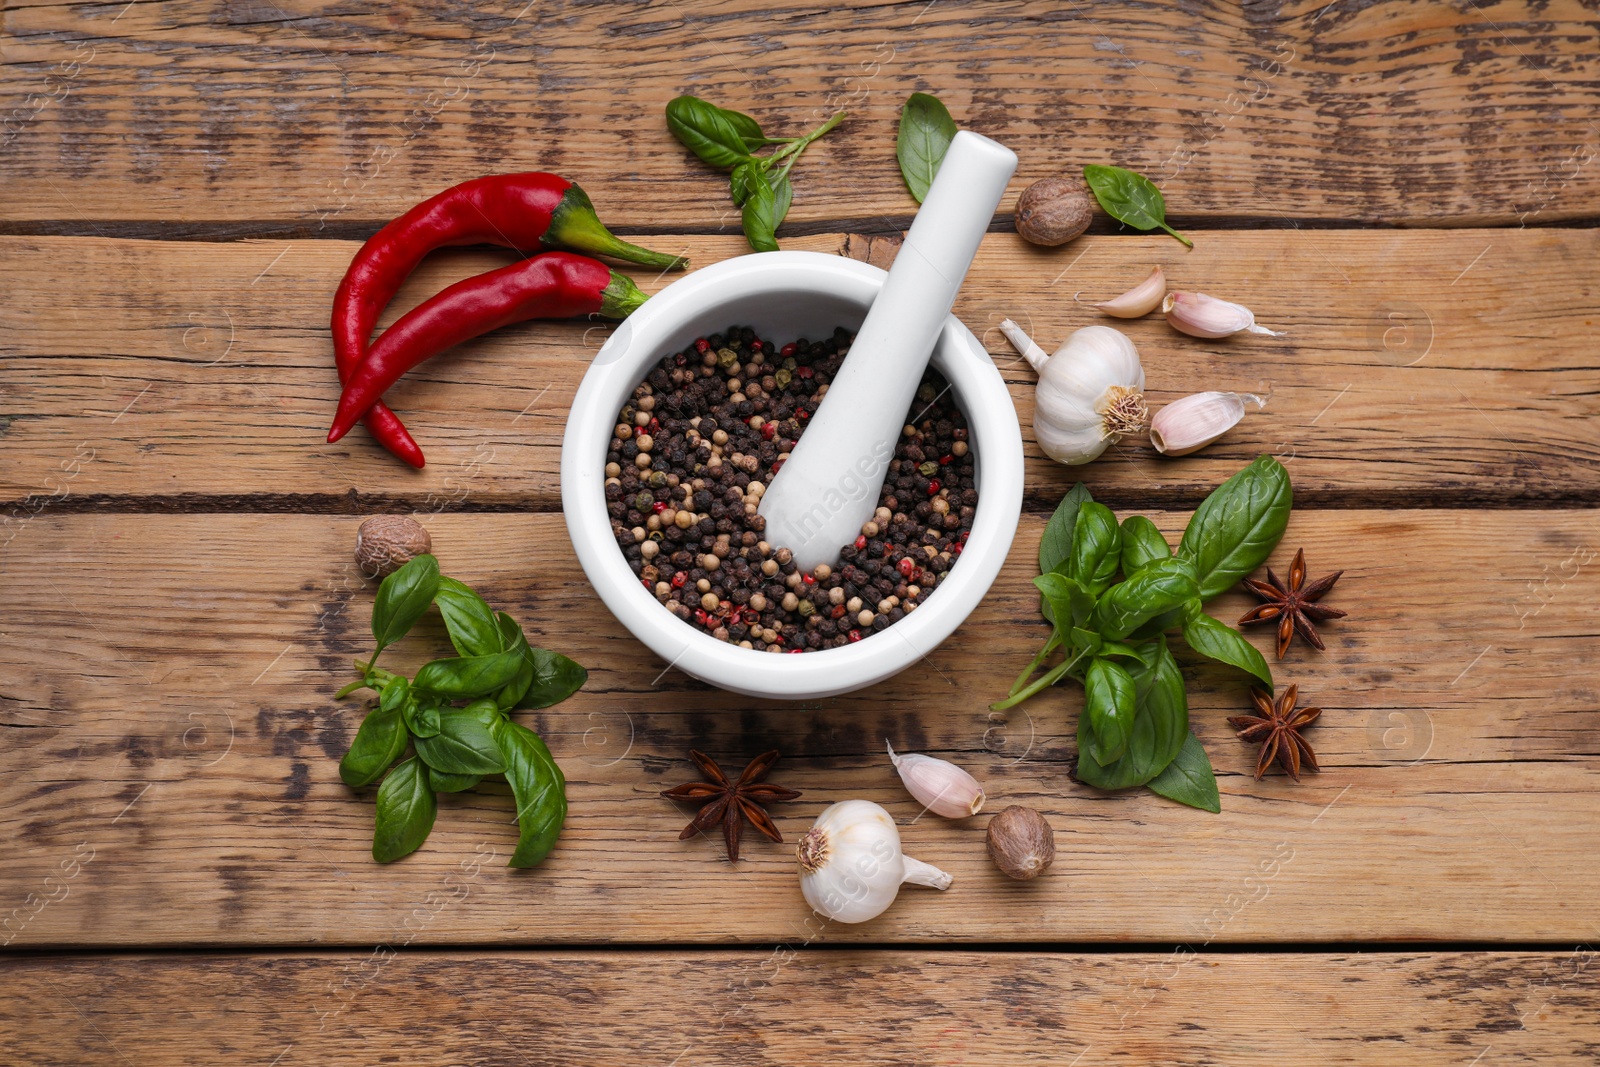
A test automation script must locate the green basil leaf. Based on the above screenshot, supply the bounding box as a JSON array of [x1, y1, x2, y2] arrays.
[[1177, 455, 1293, 601], [1082, 164, 1193, 248], [413, 707, 508, 776], [1128, 602, 1194, 642], [1147, 730, 1221, 813], [498, 660, 535, 710], [433, 575, 500, 658], [413, 649, 523, 699], [428, 767, 482, 793], [492, 612, 535, 709], [1097, 639, 1149, 664], [492, 718, 568, 868], [460, 698, 505, 726], [489, 612, 587, 709], [740, 167, 787, 252], [1074, 637, 1188, 790], [1092, 557, 1200, 640], [665, 95, 763, 170], [1120, 515, 1173, 575], [1070, 627, 1103, 657], [1039, 483, 1093, 575], [1084, 657, 1136, 765], [1035, 572, 1093, 631], [1181, 610, 1274, 689], [1068, 502, 1122, 596], [730, 159, 758, 207], [518, 648, 589, 710], [896, 92, 959, 203], [371, 553, 439, 653], [403, 696, 441, 739], [339, 703, 409, 788], [372, 757, 436, 862], [379, 674, 410, 715]]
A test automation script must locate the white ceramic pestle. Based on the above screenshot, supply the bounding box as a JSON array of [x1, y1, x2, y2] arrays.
[[757, 130, 1017, 572]]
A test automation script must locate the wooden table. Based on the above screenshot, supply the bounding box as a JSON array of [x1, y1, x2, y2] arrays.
[[3, 2, 1598, 1062]]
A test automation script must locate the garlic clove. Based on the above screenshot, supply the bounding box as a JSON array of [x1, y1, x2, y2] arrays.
[[1150, 391, 1263, 456], [797, 800, 952, 923], [1094, 266, 1166, 319], [1163, 291, 1284, 339], [887, 741, 986, 818]]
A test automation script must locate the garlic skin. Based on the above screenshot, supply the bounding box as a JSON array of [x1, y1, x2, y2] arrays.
[[887, 741, 985, 817], [797, 800, 953, 924], [1095, 266, 1166, 319], [999, 320, 1147, 466], [1150, 391, 1264, 456], [1163, 291, 1283, 338]]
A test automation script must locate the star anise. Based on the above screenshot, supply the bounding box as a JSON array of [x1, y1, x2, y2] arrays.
[[1238, 547, 1346, 659], [1228, 684, 1322, 781], [660, 749, 801, 862]]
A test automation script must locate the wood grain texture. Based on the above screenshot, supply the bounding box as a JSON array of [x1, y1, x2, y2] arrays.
[[3, 227, 1597, 512], [3, 1, 1600, 228], [3, 950, 1599, 1065], [2, 510, 1595, 947]]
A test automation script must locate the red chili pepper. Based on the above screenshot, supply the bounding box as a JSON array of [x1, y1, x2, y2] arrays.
[[330, 173, 683, 465], [328, 252, 646, 442]]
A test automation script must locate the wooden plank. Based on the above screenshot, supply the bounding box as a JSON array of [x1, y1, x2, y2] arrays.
[[3, 227, 1597, 510], [3, 949, 1599, 1065], [2, 1, 1599, 228], [2, 510, 1595, 947]]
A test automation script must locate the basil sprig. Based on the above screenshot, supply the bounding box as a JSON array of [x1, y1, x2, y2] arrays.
[[335, 554, 586, 865], [896, 92, 958, 202], [665, 94, 844, 252], [1083, 164, 1193, 248], [995, 457, 1292, 812]]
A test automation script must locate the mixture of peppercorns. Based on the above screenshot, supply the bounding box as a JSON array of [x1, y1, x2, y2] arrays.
[[605, 324, 978, 653]]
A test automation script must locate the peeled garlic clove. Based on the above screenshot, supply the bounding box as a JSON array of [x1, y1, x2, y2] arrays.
[[1163, 291, 1283, 338], [797, 799, 953, 924], [1094, 266, 1166, 319], [1150, 391, 1263, 456], [887, 741, 985, 818]]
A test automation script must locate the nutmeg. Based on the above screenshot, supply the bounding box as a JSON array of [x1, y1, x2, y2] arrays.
[[986, 805, 1055, 880], [1014, 176, 1093, 246], [354, 515, 431, 579]]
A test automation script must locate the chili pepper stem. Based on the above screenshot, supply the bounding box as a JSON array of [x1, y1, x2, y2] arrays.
[[599, 271, 650, 319], [546, 183, 688, 271]]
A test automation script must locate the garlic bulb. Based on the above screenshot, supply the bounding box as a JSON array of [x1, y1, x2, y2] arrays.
[[1094, 266, 1166, 319], [1000, 320, 1146, 466], [1163, 291, 1283, 338], [796, 800, 953, 923], [887, 741, 985, 817], [1150, 391, 1265, 456]]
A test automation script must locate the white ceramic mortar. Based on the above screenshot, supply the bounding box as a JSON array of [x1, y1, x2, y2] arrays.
[[560, 251, 1023, 699]]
